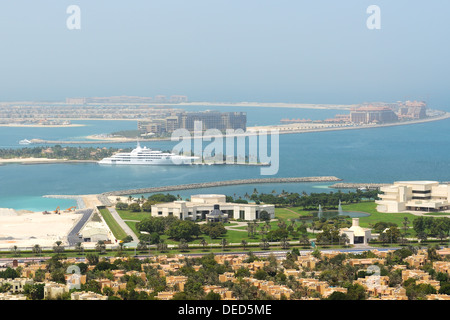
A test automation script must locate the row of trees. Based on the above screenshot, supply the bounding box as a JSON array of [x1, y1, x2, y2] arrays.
[[413, 216, 450, 240], [229, 189, 379, 209], [0, 145, 132, 161], [136, 216, 228, 244], [116, 193, 179, 212]]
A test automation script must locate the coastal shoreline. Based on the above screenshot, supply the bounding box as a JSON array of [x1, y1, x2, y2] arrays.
[[0, 158, 98, 165], [0, 124, 86, 128]]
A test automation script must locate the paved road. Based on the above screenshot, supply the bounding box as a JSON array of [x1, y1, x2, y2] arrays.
[[107, 207, 139, 242], [67, 209, 94, 246]]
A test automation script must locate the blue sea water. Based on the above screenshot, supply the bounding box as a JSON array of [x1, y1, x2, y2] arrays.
[[1, 106, 450, 211]]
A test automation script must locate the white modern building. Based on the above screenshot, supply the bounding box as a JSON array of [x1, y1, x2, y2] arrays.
[[340, 218, 372, 245], [376, 181, 450, 213], [151, 194, 275, 221]]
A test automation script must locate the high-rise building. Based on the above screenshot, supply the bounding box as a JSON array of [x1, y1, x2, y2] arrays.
[[138, 111, 246, 135], [350, 106, 398, 124]]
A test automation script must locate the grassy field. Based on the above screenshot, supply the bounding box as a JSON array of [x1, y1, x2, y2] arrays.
[[340, 202, 418, 228], [98, 208, 128, 241], [117, 209, 151, 221]]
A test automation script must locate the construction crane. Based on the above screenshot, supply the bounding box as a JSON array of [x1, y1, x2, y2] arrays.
[[53, 206, 60, 214], [64, 206, 77, 213]]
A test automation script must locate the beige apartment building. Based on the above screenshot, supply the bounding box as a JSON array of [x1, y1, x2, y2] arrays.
[[151, 194, 275, 221], [376, 181, 450, 213]]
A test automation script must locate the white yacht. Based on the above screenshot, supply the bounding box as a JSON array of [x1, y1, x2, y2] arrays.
[[98, 143, 199, 165], [19, 139, 31, 145]]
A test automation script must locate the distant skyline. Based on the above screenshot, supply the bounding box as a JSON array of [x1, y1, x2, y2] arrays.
[[0, 1, 449, 109]]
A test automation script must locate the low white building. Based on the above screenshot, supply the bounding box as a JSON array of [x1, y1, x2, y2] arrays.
[[340, 218, 372, 245], [80, 227, 110, 243], [376, 181, 450, 213], [151, 194, 275, 221]]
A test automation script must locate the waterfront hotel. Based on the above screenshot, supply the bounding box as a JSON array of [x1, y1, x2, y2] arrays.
[[151, 194, 275, 221], [376, 181, 450, 213]]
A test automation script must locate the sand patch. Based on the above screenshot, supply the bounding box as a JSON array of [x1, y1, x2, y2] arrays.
[[0, 209, 82, 249]]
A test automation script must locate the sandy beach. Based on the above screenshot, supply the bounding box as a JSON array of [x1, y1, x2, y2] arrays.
[[0, 123, 86, 128], [0, 158, 97, 165], [175, 101, 357, 109], [0, 158, 66, 164], [0, 208, 82, 249]]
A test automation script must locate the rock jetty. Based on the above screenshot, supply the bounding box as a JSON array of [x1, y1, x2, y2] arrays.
[[329, 182, 388, 190], [102, 176, 342, 197]]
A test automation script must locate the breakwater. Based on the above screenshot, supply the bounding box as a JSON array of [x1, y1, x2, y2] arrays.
[[103, 176, 342, 197], [329, 183, 388, 190], [43, 195, 87, 209]]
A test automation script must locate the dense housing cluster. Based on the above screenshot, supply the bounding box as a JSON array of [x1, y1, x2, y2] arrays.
[[0, 246, 449, 300]]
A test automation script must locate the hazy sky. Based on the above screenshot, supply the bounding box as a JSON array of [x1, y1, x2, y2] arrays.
[[0, 1, 449, 107]]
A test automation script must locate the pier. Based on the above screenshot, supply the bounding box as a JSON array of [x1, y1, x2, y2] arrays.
[[102, 176, 342, 197]]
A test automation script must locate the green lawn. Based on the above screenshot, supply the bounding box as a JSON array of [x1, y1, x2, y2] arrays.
[[98, 208, 128, 241], [125, 221, 139, 237], [117, 209, 151, 221], [340, 201, 418, 228]]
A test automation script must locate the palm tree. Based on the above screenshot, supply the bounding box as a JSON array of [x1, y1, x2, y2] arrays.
[[221, 238, 228, 251], [10, 245, 19, 257], [247, 222, 256, 238], [32, 244, 42, 256], [259, 238, 270, 250], [437, 230, 447, 244], [201, 239, 208, 251], [128, 195, 133, 203], [402, 217, 409, 236], [339, 233, 350, 247], [75, 242, 84, 255], [299, 234, 310, 247], [117, 242, 124, 253], [137, 241, 148, 252], [417, 232, 428, 243], [157, 240, 167, 253], [96, 240, 106, 254], [178, 239, 189, 252], [241, 240, 248, 250], [281, 237, 290, 250], [310, 221, 317, 234], [53, 241, 64, 254]]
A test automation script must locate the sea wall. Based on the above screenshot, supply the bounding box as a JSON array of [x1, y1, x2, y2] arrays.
[[329, 183, 388, 190], [102, 176, 342, 197]]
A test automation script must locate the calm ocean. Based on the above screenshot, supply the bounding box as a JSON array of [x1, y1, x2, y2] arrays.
[[1, 105, 449, 211]]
